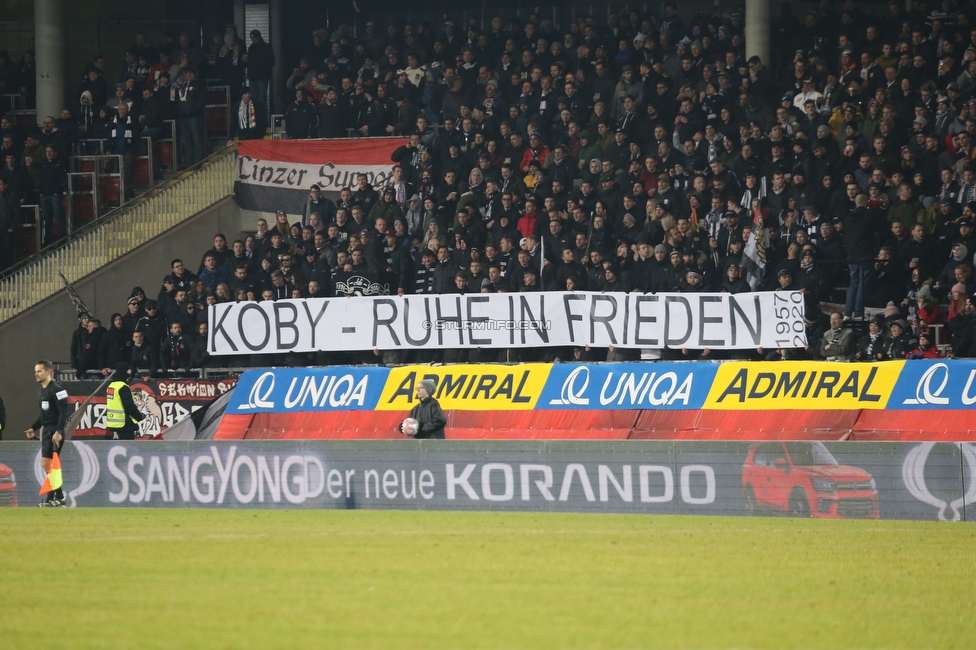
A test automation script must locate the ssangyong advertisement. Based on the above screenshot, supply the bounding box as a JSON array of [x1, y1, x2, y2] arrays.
[[0, 441, 971, 521], [0, 462, 19, 507]]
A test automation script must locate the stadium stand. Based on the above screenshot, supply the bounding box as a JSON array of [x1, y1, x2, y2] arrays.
[[3, 1, 976, 380]]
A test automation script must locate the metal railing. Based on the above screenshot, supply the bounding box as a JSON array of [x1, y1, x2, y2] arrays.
[[0, 146, 236, 323], [18, 204, 41, 254]]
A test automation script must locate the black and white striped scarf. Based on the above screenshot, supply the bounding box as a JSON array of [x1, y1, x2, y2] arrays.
[[238, 99, 256, 130], [112, 114, 133, 143]]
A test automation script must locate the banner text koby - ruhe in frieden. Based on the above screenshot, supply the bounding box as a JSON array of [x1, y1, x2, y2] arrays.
[[207, 291, 808, 355]]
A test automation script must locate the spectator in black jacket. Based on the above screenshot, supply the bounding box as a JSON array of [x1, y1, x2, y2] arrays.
[[77, 318, 105, 378], [69, 313, 91, 379], [318, 88, 346, 138], [175, 67, 206, 167], [1, 153, 32, 205], [244, 30, 275, 128], [138, 86, 165, 175], [285, 89, 316, 139], [37, 145, 67, 246], [130, 330, 159, 378], [108, 103, 139, 197], [160, 321, 190, 375], [0, 177, 15, 270], [98, 313, 132, 377], [865, 247, 904, 309], [841, 194, 880, 319]]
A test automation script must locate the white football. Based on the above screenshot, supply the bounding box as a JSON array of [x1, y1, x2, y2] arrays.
[[401, 418, 420, 436]]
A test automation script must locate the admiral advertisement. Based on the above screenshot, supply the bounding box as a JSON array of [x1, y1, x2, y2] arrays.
[[63, 378, 238, 438], [234, 137, 408, 217], [0, 440, 972, 522], [224, 360, 976, 415], [208, 291, 808, 355]]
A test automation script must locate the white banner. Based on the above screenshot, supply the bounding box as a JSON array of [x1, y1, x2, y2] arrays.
[[207, 291, 807, 355]]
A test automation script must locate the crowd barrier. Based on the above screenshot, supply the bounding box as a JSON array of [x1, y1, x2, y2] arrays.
[[210, 360, 976, 442], [0, 440, 972, 522]]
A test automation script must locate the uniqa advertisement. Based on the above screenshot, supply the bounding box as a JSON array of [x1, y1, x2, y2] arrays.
[[0, 440, 973, 522], [223, 359, 976, 414]]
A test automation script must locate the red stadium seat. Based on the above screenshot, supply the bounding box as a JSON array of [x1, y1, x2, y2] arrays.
[[160, 141, 174, 167], [134, 157, 150, 184], [71, 194, 94, 224], [100, 176, 120, 204], [207, 107, 227, 136]]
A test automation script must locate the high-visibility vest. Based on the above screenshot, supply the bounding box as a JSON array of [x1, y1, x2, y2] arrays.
[[106, 381, 137, 429]]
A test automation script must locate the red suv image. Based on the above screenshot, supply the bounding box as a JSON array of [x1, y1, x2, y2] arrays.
[[0, 462, 18, 507], [741, 441, 879, 518]]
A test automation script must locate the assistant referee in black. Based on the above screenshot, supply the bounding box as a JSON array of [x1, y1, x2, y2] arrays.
[[25, 360, 69, 506]]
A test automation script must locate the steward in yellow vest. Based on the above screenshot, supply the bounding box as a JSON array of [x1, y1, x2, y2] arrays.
[[106, 362, 144, 440]]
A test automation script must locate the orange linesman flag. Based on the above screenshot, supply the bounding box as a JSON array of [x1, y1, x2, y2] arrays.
[[39, 452, 63, 495]]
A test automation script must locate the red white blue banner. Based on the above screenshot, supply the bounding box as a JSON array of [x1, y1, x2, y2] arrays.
[[234, 137, 407, 215]]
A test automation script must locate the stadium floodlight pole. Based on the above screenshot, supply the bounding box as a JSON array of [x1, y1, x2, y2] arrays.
[[271, 0, 283, 116], [744, 0, 770, 71], [35, 0, 65, 121]]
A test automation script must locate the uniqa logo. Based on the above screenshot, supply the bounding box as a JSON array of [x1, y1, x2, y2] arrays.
[[239, 371, 276, 410], [902, 363, 950, 405], [33, 441, 100, 507], [901, 363, 976, 406], [902, 443, 976, 521], [548, 366, 590, 406]]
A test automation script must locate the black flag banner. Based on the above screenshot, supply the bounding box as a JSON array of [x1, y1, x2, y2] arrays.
[[58, 270, 90, 321]]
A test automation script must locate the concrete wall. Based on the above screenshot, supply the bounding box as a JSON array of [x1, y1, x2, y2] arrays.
[[0, 197, 241, 435]]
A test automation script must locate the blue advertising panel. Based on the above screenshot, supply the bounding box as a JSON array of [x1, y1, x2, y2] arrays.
[[226, 367, 390, 414], [538, 363, 717, 410], [889, 360, 976, 410]]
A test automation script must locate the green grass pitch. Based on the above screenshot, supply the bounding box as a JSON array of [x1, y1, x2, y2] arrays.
[[1, 509, 974, 648]]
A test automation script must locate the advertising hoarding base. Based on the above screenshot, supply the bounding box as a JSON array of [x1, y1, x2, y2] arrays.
[[0, 440, 973, 522]]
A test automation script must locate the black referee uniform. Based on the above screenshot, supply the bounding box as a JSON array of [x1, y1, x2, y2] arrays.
[[33, 380, 70, 461]]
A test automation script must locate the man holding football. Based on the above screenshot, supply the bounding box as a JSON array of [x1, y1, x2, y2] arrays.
[[400, 379, 447, 439]]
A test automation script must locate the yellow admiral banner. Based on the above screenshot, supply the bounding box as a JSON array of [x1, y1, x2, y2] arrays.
[[377, 364, 552, 411], [703, 361, 904, 410]]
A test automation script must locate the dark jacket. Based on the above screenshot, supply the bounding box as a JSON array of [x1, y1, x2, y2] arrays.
[[285, 100, 317, 139], [70, 322, 88, 371], [140, 93, 165, 129], [130, 342, 159, 377], [77, 326, 105, 374], [841, 206, 880, 262], [175, 81, 206, 117], [160, 333, 190, 370], [37, 158, 67, 195], [246, 41, 275, 80], [884, 332, 917, 360], [98, 324, 132, 370], [408, 395, 447, 439]]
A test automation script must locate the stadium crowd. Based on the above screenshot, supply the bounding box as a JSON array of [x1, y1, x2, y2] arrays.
[[42, 1, 976, 373], [0, 24, 275, 269]]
